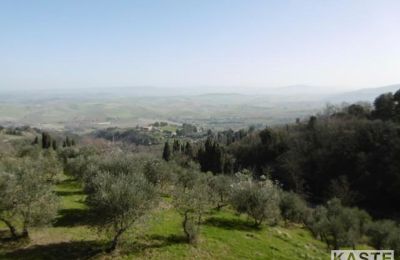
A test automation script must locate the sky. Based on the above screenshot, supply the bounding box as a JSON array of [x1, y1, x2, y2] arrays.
[[0, 0, 399, 91]]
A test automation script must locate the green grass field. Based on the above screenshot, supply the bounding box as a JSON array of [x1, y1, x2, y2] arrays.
[[0, 177, 331, 260]]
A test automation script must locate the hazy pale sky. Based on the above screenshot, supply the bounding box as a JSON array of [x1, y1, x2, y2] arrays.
[[0, 0, 399, 90]]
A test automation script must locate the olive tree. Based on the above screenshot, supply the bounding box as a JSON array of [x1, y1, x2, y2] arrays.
[[81, 152, 145, 194], [16, 164, 59, 238], [367, 220, 398, 250], [388, 229, 400, 257], [174, 164, 201, 190], [87, 170, 158, 252], [280, 191, 309, 225], [64, 154, 93, 180], [37, 150, 63, 182], [173, 172, 212, 244], [17, 146, 62, 182], [347, 208, 371, 249], [0, 171, 19, 238], [143, 159, 176, 192], [0, 157, 59, 239], [230, 176, 281, 227], [208, 174, 233, 210]]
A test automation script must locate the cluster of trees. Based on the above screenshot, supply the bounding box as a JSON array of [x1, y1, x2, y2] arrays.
[[1, 129, 399, 255], [0, 125, 38, 136], [67, 146, 400, 252], [214, 128, 250, 145], [176, 123, 198, 136], [191, 89, 400, 218], [33, 132, 76, 150], [372, 90, 400, 121], [162, 139, 193, 161], [305, 198, 370, 250], [197, 138, 224, 173], [94, 128, 161, 145], [279, 193, 400, 252], [64, 148, 283, 248], [151, 121, 169, 127], [62, 136, 76, 147], [4, 128, 23, 136]]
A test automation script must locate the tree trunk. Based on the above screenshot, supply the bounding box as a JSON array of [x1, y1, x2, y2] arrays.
[[107, 229, 124, 252], [216, 195, 225, 210], [216, 202, 227, 210], [333, 236, 339, 250], [0, 218, 18, 239], [182, 211, 198, 244], [182, 212, 190, 242], [21, 225, 29, 238], [254, 218, 262, 227]]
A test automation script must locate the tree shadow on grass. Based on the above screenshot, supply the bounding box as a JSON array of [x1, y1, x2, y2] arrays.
[[54, 208, 94, 227], [0, 230, 30, 251], [148, 234, 187, 246], [204, 216, 260, 231], [4, 240, 104, 260], [0, 229, 11, 241], [56, 178, 79, 187], [123, 234, 187, 254], [55, 190, 85, 196]]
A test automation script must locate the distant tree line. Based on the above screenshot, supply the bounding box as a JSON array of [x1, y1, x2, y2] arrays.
[[94, 128, 160, 145]]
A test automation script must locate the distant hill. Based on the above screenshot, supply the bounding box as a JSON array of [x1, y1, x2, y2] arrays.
[[1, 83, 399, 131], [267, 84, 344, 95], [325, 84, 400, 103]]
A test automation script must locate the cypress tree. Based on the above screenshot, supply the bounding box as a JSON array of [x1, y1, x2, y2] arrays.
[[212, 142, 223, 173], [42, 132, 51, 149], [162, 142, 171, 161], [185, 142, 193, 158], [66, 137, 71, 147], [198, 137, 223, 173], [52, 140, 58, 150], [41, 133, 46, 149], [172, 139, 180, 153]]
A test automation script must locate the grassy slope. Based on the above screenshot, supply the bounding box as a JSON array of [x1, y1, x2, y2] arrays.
[[0, 177, 330, 260]]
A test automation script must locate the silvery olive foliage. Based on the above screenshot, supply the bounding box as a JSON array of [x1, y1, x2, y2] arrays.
[[305, 198, 371, 250], [173, 171, 213, 244], [86, 165, 158, 251], [280, 191, 308, 224], [230, 175, 281, 227], [143, 159, 176, 192], [208, 174, 233, 210], [0, 157, 59, 239], [367, 220, 400, 251]]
